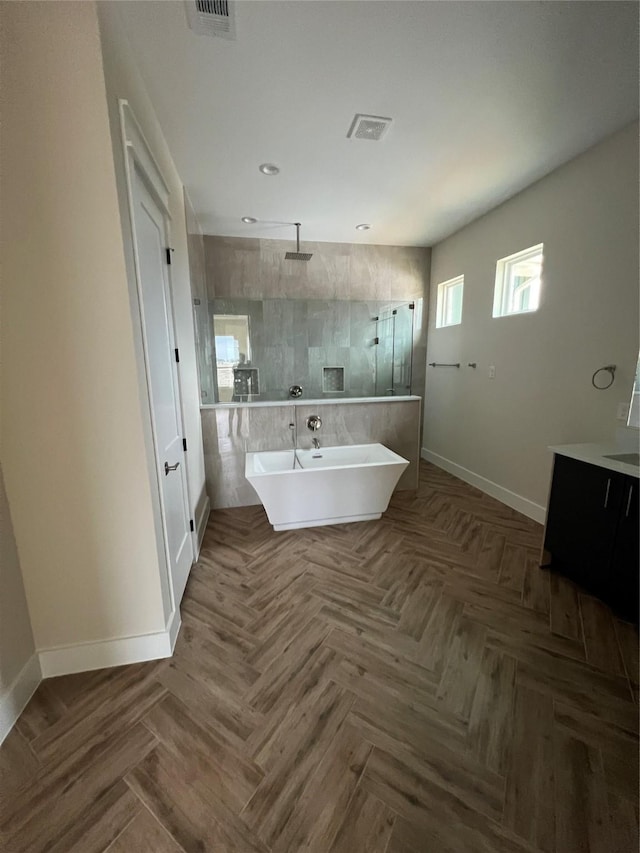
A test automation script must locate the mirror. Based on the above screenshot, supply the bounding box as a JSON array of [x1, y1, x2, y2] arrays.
[[627, 352, 640, 428]]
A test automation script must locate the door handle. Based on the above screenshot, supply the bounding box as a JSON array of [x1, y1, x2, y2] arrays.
[[603, 478, 611, 508], [625, 484, 634, 518], [164, 461, 180, 475]]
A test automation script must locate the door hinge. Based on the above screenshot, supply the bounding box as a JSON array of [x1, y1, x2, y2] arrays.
[[174, 348, 180, 363], [165, 247, 174, 265], [182, 438, 187, 452], [189, 519, 195, 532], [373, 336, 379, 345], [409, 302, 415, 310]]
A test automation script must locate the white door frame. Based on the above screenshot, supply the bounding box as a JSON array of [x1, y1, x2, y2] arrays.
[[118, 99, 194, 619]]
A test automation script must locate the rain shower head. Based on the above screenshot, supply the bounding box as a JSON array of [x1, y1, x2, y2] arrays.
[[285, 222, 313, 261], [285, 251, 313, 261]]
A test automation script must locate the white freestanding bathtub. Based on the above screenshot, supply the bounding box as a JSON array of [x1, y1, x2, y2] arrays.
[[245, 443, 409, 531]]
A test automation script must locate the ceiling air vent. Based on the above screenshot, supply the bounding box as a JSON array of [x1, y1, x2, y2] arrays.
[[186, 0, 236, 40], [346, 113, 393, 141]]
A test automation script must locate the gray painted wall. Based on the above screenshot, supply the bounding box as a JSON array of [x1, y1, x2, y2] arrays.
[[423, 122, 639, 510]]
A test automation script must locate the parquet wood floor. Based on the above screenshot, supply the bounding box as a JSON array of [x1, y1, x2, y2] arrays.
[[1, 461, 638, 852]]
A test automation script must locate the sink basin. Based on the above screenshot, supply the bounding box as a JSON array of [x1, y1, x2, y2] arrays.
[[603, 452, 640, 466]]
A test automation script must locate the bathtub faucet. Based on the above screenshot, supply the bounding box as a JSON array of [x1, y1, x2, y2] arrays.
[[307, 414, 322, 450]]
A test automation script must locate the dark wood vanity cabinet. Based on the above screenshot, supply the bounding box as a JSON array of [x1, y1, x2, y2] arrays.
[[609, 477, 639, 618], [544, 454, 639, 622]]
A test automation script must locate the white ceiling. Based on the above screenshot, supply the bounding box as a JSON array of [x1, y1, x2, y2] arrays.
[[116, 1, 639, 247]]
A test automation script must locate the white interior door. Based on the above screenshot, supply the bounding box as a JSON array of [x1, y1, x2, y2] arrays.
[[131, 165, 193, 607]]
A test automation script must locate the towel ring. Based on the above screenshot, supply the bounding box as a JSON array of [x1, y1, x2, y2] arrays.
[[591, 365, 616, 390]]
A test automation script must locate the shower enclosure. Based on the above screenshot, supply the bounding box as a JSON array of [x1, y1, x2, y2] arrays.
[[206, 298, 417, 402], [374, 303, 415, 396]]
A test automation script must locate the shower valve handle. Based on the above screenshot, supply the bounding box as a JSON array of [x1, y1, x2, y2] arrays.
[[306, 415, 322, 431]]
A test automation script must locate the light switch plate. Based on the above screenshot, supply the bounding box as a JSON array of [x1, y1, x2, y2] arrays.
[[488, 364, 496, 379], [616, 402, 630, 421]]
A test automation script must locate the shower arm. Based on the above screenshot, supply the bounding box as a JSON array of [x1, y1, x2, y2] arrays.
[[284, 221, 312, 261]]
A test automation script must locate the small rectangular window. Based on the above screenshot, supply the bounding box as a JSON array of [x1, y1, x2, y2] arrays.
[[435, 275, 464, 328], [493, 244, 543, 318]]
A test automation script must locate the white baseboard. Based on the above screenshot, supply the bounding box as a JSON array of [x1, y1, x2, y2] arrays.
[[39, 612, 182, 679], [0, 615, 183, 743], [0, 653, 42, 745], [421, 448, 546, 524], [195, 494, 210, 558]]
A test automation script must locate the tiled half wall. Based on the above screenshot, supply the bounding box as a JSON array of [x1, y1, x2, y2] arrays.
[[201, 398, 421, 509]]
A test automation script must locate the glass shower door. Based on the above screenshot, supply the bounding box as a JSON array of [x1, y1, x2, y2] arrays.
[[374, 304, 414, 396], [392, 303, 413, 395], [375, 315, 395, 395]]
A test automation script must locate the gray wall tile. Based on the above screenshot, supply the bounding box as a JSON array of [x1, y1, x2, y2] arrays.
[[204, 235, 429, 304]]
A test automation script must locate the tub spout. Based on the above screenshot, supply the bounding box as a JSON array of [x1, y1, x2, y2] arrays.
[[312, 438, 321, 450]]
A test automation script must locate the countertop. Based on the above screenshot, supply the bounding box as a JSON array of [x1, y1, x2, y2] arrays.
[[549, 442, 640, 479], [201, 395, 421, 410]]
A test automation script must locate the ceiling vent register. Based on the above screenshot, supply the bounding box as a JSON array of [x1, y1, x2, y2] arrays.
[[346, 114, 393, 141], [186, 0, 236, 40]]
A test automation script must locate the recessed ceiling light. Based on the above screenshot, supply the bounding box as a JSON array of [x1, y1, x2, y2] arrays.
[[355, 223, 371, 231], [259, 163, 280, 176], [241, 217, 257, 224]]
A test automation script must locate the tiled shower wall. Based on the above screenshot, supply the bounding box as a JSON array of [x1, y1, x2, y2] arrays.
[[211, 297, 414, 400], [204, 236, 429, 302], [201, 236, 430, 404], [201, 399, 421, 509], [196, 237, 429, 510]]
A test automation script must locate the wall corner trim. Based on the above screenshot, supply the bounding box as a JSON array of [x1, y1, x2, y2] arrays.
[[38, 615, 182, 679], [0, 654, 42, 746], [167, 608, 182, 654], [195, 495, 210, 557], [421, 447, 546, 524]]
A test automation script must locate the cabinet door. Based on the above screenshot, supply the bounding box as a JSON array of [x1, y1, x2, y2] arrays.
[[544, 455, 625, 594], [610, 476, 639, 622]]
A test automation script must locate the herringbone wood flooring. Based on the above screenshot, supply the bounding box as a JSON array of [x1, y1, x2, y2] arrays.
[[1, 462, 638, 852]]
